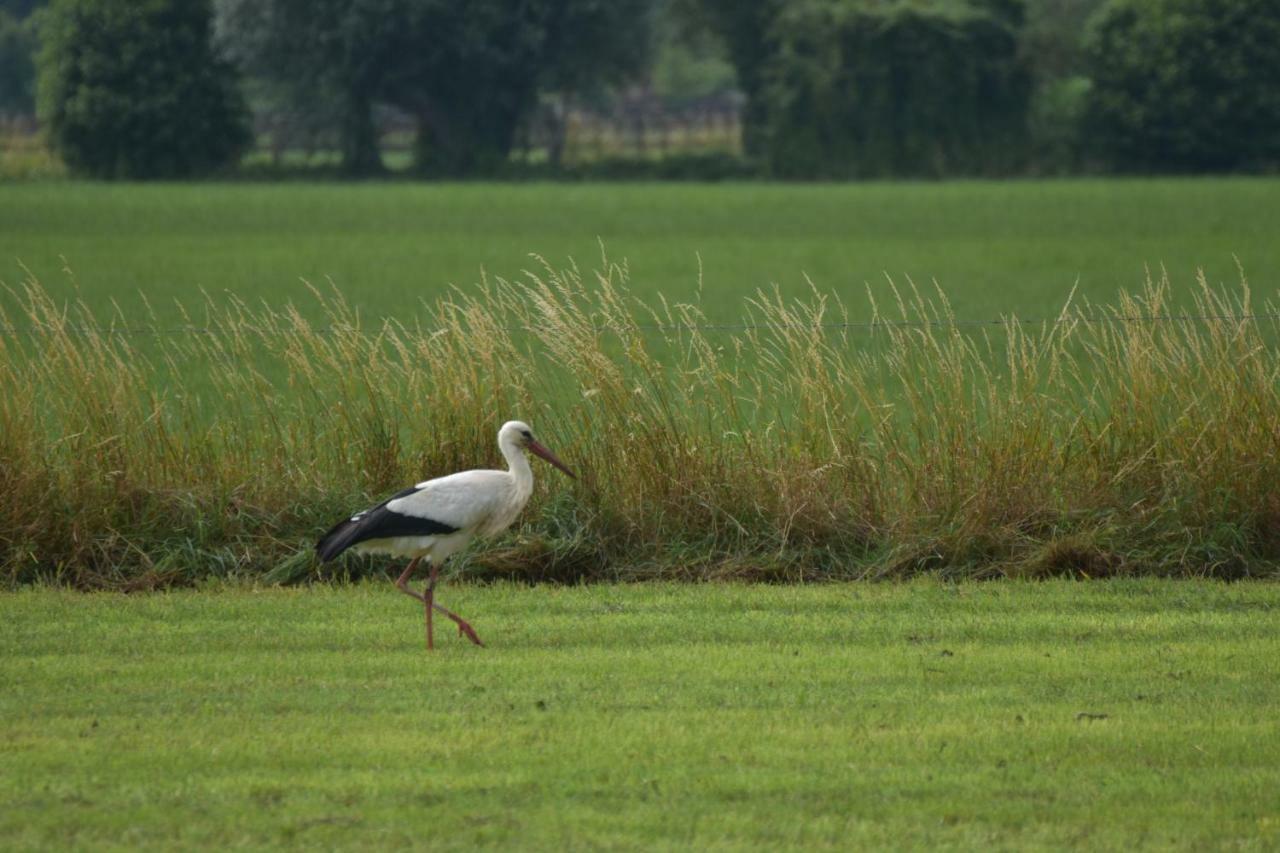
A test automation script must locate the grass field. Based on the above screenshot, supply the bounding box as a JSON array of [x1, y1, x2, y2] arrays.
[[3, 580, 1278, 850], [3, 179, 1278, 321]]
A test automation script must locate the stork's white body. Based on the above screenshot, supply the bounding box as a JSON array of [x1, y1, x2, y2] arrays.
[[353, 462, 534, 562]]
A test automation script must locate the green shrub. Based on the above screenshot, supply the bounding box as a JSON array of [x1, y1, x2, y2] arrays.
[[37, 0, 248, 179], [1084, 0, 1280, 172], [762, 0, 1031, 178]]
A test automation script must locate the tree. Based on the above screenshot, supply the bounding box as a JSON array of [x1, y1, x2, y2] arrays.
[[1022, 0, 1106, 83], [1020, 0, 1106, 172], [683, 0, 1030, 172], [1084, 0, 1280, 172], [649, 0, 737, 106], [760, 0, 1031, 178], [391, 0, 556, 175], [216, 0, 655, 177], [0, 9, 36, 116], [538, 0, 655, 168], [672, 0, 782, 158], [37, 0, 249, 179], [216, 0, 398, 175]]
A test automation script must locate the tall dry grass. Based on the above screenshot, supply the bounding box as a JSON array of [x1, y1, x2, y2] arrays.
[[2, 256, 1278, 588]]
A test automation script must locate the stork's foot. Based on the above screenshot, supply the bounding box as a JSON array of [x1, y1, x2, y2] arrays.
[[454, 619, 485, 647]]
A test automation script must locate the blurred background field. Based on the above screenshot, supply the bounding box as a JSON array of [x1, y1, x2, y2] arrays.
[[3, 178, 1278, 323]]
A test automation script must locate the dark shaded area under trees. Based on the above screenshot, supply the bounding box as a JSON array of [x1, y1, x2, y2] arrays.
[[18, 0, 1280, 179]]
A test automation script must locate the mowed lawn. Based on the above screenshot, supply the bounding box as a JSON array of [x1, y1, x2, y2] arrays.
[[2, 179, 1278, 322], [3, 580, 1278, 850]]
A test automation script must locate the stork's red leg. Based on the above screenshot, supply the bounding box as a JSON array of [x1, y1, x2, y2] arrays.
[[424, 562, 438, 651], [394, 557, 436, 651], [394, 557, 423, 600], [393, 556, 483, 648]]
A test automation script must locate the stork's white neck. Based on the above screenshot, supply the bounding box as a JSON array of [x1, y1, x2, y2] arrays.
[[500, 435, 535, 502]]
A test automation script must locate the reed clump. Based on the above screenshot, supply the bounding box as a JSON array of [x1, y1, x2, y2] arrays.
[[2, 257, 1278, 588]]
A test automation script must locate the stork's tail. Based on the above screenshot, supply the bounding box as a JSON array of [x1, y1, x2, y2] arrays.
[[315, 517, 362, 562]]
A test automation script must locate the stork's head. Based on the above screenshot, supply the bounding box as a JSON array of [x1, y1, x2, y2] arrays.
[[500, 420, 576, 478]]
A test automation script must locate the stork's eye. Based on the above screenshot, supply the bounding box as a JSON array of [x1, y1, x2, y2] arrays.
[[522, 430, 533, 439]]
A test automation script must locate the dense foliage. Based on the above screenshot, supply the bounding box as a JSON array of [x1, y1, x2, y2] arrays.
[[217, 0, 653, 175], [0, 9, 36, 115], [36, 0, 248, 178], [1022, 0, 1105, 82], [760, 0, 1030, 177], [1018, 0, 1104, 171], [1084, 0, 1280, 172], [674, 0, 780, 158], [0, 0, 45, 15], [677, 0, 1280, 176], [10, 0, 1280, 180]]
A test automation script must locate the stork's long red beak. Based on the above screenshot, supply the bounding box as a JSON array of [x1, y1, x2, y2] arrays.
[[528, 440, 576, 479]]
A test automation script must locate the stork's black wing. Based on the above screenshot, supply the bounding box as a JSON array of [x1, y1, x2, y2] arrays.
[[315, 485, 460, 562]]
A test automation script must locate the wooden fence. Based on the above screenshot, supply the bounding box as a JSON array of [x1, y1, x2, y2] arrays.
[[1, 95, 744, 171], [249, 91, 744, 168]]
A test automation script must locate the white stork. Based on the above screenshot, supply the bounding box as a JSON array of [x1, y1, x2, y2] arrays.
[[315, 420, 575, 649]]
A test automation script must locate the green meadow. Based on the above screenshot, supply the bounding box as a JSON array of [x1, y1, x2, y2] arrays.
[[3, 179, 1278, 321], [3, 580, 1278, 850]]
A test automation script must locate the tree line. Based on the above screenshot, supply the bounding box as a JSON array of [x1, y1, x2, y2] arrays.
[[3, 0, 1278, 179]]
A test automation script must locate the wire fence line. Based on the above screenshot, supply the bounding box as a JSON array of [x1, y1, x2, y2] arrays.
[[2, 312, 1279, 338]]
